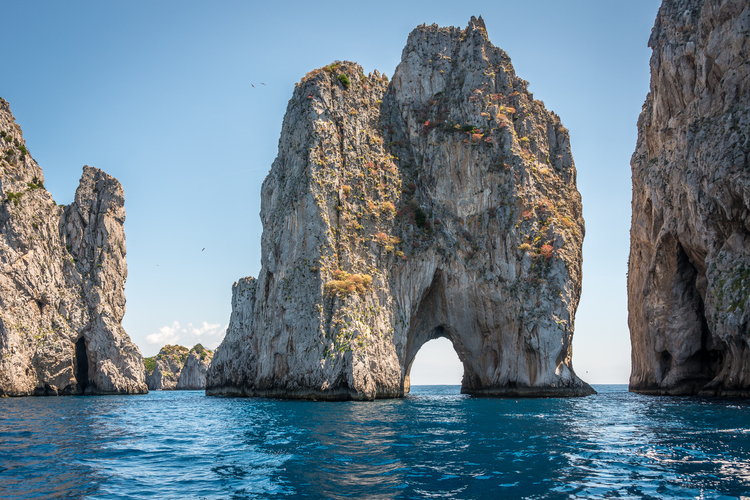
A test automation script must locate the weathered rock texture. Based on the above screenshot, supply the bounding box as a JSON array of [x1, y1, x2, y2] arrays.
[[177, 345, 214, 390], [0, 98, 147, 396], [145, 345, 188, 390], [208, 17, 593, 399], [145, 344, 214, 390], [629, 0, 750, 396]]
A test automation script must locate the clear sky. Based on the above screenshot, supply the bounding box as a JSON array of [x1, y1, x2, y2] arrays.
[[1, 0, 661, 385]]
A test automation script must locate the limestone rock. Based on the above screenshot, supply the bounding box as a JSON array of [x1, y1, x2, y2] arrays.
[[145, 344, 214, 390], [208, 17, 593, 399], [629, 0, 750, 396], [176, 344, 214, 390], [0, 98, 147, 396], [145, 345, 188, 390]]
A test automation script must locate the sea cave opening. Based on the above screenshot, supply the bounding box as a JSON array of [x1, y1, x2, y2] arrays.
[[667, 242, 722, 386], [75, 337, 89, 394], [407, 336, 464, 388]]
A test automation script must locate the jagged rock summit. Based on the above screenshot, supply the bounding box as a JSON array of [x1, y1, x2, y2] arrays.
[[144, 344, 214, 390], [0, 98, 147, 396], [208, 17, 593, 399], [629, 0, 750, 396]]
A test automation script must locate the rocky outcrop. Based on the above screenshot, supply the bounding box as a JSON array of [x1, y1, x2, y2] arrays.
[[0, 98, 147, 396], [145, 344, 214, 390], [145, 345, 188, 390], [176, 345, 214, 390], [208, 17, 593, 399], [629, 0, 750, 396]]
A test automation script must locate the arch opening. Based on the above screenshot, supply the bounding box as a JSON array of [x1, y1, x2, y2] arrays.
[[75, 337, 89, 394], [406, 336, 464, 388]]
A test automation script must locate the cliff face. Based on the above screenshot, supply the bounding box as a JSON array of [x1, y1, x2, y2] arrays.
[[0, 98, 147, 395], [145, 344, 214, 390], [176, 345, 214, 390], [629, 0, 750, 396], [208, 17, 593, 399], [145, 345, 189, 390]]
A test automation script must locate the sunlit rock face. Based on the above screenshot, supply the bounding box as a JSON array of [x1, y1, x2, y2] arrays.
[[207, 17, 593, 399], [629, 0, 750, 396], [0, 98, 147, 396]]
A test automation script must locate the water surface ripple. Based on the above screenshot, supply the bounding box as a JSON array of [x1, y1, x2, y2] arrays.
[[1, 385, 749, 499]]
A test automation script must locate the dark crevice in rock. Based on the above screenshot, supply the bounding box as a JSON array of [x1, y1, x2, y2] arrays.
[[75, 337, 89, 394]]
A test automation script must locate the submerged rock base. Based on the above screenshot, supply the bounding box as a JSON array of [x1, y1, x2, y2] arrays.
[[208, 17, 594, 400], [628, 0, 750, 397]]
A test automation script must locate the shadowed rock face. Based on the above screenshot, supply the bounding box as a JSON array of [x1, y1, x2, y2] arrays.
[[0, 98, 147, 396], [207, 17, 593, 400], [629, 0, 750, 396]]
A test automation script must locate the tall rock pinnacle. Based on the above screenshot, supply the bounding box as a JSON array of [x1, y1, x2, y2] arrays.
[[207, 18, 593, 399], [0, 98, 147, 396]]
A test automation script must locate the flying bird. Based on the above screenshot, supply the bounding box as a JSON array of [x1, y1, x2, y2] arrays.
[[202, 248, 205, 251], [251, 84, 255, 88], [261, 82, 266, 85]]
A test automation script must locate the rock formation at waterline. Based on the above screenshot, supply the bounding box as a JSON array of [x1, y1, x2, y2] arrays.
[[0, 98, 147, 396], [177, 344, 214, 390], [144, 344, 214, 390], [208, 17, 593, 399], [629, 0, 750, 396]]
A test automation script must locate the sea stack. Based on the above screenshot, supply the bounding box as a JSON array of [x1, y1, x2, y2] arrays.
[[0, 98, 147, 396], [207, 17, 593, 399], [628, 0, 750, 396]]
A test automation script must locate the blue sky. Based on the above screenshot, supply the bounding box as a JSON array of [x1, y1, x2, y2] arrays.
[[1, 0, 661, 384]]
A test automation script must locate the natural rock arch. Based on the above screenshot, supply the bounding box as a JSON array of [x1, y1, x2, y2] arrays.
[[207, 17, 593, 400]]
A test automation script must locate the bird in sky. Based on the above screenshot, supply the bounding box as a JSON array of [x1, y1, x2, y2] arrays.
[[261, 82, 266, 85], [202, 248, 205, 251], [251, 84, 255, 88]]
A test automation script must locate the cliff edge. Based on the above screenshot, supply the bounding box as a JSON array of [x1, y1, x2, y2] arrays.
[[207, 17, 593, 399]]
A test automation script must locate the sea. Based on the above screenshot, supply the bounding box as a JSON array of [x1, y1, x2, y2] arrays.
[[1, 385, 749, 499]]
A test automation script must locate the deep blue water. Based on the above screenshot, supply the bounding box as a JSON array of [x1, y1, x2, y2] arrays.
[[1, 385, 750, 499]]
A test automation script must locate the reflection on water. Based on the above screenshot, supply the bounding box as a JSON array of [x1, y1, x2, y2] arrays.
[[1, 385, 749, 499]]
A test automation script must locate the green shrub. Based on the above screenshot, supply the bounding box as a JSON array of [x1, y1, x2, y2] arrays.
[[143, 357, 156, 374], [4, 191, 23, 205], [337, 73, 351, 89]]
